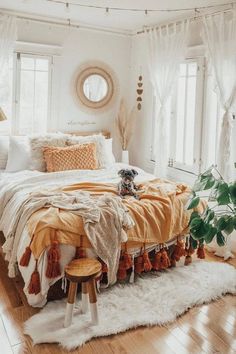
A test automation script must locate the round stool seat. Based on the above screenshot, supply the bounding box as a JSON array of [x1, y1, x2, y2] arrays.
[[65, 258, 102, 283]]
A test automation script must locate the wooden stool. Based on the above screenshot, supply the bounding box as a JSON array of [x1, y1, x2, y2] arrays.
[[64, 258, 102, 328]]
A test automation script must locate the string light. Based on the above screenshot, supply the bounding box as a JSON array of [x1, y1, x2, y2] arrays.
[[105, 7, 109, 16], [46, 0, 236, 14], [65, 2, 70, 13]]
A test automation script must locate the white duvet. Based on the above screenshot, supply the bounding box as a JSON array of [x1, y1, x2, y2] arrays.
[[0, 164, 154, 307]]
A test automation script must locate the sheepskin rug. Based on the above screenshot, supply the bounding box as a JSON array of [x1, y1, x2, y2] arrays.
[[24, 261, 236, 350]]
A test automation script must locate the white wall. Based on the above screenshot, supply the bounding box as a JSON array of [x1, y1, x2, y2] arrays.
[[16, 19, 132, 159]]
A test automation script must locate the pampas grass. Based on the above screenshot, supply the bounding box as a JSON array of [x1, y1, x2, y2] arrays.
[[116, 99, 136, 150]]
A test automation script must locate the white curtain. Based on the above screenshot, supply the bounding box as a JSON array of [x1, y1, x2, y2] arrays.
[[145, 20, 189, 178], [202, 10, 236, 181], [0, 15, 17, 109]]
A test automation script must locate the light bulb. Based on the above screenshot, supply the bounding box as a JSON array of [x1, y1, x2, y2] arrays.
[[65, 3, 70, 13]]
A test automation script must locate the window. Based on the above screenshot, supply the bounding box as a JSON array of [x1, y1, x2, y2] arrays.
[[169, 58, 204, 174], [0, 52, 52, 135], [151, 57, 205, 176]]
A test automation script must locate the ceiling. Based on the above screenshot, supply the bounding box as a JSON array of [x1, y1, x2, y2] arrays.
[[0, 0, 234, 33]]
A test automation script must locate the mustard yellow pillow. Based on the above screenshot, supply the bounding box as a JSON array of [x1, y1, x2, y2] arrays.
[[43, 143, 98, 172]]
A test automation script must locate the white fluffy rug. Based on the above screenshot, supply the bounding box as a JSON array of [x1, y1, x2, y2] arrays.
[[24, 261, 236, 350]]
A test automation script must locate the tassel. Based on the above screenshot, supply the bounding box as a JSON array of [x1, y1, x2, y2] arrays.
[[28, 260, 41, 295], [160, 249, 171, 269], [143, 251, 152, 272], [46, 240, 61, 278], [123, 252, 133, 270], [19, 246, 31, 267], [197, 244, 205, 259], [117, 259, 127, 280], [152, 251, 162, 271], [184, 255, 192, 265], [134, 255, 144, 274], [172, 239, 186, 261], [75, 246, 86, 259], [102, 263, 108, 273]]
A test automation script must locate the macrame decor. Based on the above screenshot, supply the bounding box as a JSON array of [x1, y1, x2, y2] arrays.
[[136, 75, 143, 110]]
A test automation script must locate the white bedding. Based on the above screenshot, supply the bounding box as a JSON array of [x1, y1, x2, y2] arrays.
[[0, 164, 155, 307]]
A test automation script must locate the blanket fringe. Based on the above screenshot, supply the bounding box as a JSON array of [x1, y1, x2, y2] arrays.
[[19, 246, 32, 267], [45, 240, 61, 278], [28, 260, 41, 295]]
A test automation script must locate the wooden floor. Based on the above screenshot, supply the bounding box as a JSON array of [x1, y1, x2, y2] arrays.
[[0, 251, 235, 354]]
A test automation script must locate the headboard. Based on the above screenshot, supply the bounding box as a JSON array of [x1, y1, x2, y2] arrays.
[[66, 130, 110, 139]]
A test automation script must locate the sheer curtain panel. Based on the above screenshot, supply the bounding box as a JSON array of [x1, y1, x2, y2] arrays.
[[145, 20, 189, 177], [202, 10, 236, 181], [0, 15, 17, 113]]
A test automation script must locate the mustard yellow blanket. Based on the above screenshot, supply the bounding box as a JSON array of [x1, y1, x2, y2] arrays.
[[27, 179, 204, 260]]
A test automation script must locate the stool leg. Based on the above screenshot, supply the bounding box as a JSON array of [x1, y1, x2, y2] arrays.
[[88, 278, 98, 325], [64, 281, 78, 328], [81, 282, 89, 314]]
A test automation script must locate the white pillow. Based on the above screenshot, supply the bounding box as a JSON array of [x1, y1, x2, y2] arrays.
[[5, 136, 31, 172], [0, 136, 9, 170], [66, 134, 107, 168], [29, 133, 69, 171], [104, 138, 116, 166]]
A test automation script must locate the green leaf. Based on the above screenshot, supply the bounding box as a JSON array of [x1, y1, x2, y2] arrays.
[[229, 182, 236, 205], [203, 175, 216, 190], [216, 231, 225, 246], [233, 216, 236, 230], [216, 216, 228, 231], [204, 226, 217, 244], [190, 237, 198, 249], [216, 183, 231, 205], [189, 211, 200, 225], [187, 197, 200, 210], [204, 209, 215, 223]]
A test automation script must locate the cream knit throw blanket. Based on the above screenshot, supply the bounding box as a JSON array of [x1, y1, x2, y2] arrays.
[[1, 189, 134, 284]]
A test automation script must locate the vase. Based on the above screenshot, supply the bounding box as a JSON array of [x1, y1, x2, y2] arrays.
[[121, 150, 129, 164]]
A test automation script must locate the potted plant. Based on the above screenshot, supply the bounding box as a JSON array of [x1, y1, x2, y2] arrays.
[[187, 165, 236, 251]]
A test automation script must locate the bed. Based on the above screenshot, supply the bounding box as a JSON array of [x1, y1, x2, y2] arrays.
[[0, 132, 203, 307]]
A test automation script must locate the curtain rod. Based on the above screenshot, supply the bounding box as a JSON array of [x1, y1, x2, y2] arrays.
[[136, 6, 234, 34]]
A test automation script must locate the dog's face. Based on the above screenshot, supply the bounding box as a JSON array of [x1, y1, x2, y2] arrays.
[[118, 169, 138, 184]]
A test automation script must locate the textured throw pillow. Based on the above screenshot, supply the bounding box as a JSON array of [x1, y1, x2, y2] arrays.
[[43, 143, 98, 172], [0, 136, 9, 170], [5, 136, 31, 172], [29, 133, 69, 171], [66, 134, 107, 168]]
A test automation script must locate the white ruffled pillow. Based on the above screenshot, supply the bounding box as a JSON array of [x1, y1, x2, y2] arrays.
[[104, 138, 116, 166], [0, 136, 9, 170], [5, 136, 30, 172], [29, 133, 69, 171], [66, 134, 108, 168]]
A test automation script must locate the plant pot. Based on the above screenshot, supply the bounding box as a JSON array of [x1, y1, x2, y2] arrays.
[[121, 150, 129, 164]]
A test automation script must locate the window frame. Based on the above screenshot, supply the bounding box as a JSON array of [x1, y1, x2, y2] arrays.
[[169, 56, 205, 175], [9, 51, 52, 135]]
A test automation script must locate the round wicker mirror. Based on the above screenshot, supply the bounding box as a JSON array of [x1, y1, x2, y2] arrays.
[[75, 62, 118, 113]]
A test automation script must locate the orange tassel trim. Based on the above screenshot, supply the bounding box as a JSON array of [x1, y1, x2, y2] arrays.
[[28, 260, 41, 295], [184, 243, 194, 265], [123, 252, 133, 270], [75, 247, 86, 259], [134, 255, 144, 274], [197, 244, 205, 259], [101, 261, 108, 273], [172, 239, 186, 261], [19, 246, 31, 267], [45, 240, 61, 278], [143, 251, 152, 272], [117, 259, 127, 280], [152, 251, 162, 271], [160, 249, 171, 269]]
